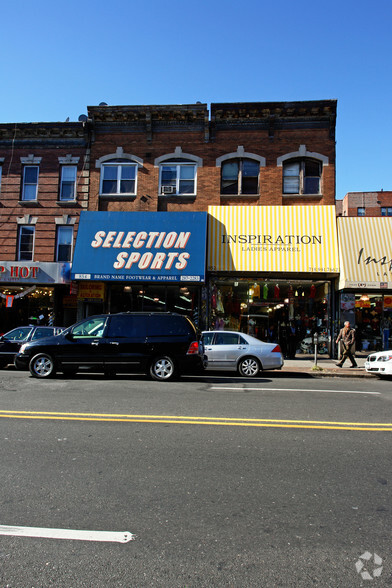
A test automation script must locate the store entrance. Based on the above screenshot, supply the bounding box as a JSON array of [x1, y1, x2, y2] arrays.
[[209, 278, 331, 358]]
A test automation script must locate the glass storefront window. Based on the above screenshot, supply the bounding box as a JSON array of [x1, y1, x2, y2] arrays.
[[106, 283, 202, 328], [209, 278, 331, 357], [355, 294, 384, 352]]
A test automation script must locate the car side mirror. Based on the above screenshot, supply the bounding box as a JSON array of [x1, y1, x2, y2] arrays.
[[65, 332, 75, 341]]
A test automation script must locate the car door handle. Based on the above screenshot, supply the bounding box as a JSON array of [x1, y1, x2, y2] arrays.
[[205, 346, 213, 351], [109, 341, 119, 345], [91, 341, 101, 346]]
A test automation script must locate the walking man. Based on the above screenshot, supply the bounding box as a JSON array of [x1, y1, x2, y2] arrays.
[[336, 321, 357, 368]]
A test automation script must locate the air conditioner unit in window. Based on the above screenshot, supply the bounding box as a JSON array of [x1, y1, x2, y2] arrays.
[[161, 186, 175, 194]]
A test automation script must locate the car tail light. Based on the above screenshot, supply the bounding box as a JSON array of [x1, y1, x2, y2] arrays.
[[271, 345, 282, 353], [187, 341, 199, 355]]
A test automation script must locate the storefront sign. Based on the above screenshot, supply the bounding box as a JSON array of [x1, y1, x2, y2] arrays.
[[0, 262, 71, 284], [77, 282, 105, 300], [71, 211, 207, 282], [338, 217, 392, 290], [208, 206, 339, 273]]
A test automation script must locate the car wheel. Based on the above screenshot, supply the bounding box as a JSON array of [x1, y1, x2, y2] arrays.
[[149, 356, 176, 381], [238, 357, 260, 377], [29, 354, 56, 378]]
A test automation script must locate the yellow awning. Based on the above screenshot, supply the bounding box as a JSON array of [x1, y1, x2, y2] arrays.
[[337, 217, 392, 289], [208, 205, 339, 274]]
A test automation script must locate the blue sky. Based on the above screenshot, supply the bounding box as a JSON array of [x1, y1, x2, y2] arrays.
[[1, 0, 391, 199]]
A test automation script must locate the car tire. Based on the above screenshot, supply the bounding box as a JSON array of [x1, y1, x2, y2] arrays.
[[149, 356, 177, 381], [238, 356, 260, 377], [0, 360, 8, 369], [29, 353, 56, 378]]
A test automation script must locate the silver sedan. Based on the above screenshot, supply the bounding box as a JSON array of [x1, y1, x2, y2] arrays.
[[201, 330, 284, 377]]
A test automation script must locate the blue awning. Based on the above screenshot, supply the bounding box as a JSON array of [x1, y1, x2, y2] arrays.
[[71, 211, 207, 283]]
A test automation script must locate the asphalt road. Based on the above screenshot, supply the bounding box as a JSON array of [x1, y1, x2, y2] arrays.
[[0, 368, 391, 587]]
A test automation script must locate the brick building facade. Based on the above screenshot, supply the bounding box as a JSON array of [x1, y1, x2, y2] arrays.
[[0, 122, 89, 330], [87, 100, 336, 213], [336, 191, 392, 217], [0, 99, 338, 343]]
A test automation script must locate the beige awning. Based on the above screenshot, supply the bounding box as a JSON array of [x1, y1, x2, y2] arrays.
[[337, 217, 392, 289]]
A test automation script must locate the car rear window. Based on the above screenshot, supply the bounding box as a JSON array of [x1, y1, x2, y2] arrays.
[[215, 333, 240, 345], [147, 315, 194, 337], [31, 327, 55, 340]]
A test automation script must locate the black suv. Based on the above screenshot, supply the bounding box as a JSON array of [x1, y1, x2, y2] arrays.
[[14, 312, 205, 381], [0, 326, 64, 369]]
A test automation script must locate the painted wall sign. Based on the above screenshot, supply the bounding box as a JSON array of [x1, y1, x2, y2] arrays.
[[71, 211, 207, 282]]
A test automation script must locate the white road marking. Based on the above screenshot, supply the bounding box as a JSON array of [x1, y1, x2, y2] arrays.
[[0, 525, 134, 543], [210, 387, 380, 395]]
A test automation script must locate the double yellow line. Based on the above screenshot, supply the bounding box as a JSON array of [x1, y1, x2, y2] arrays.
[[0, 410, 391, 431]]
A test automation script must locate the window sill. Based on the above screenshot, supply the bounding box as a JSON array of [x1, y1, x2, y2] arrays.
[[220, 193, 259, 199], [18, 200, 40, 206], [159, 194, 196, 202], [282, 193, 323, 199], [57, 200, 79, 207], [99, 194, 137, 201]]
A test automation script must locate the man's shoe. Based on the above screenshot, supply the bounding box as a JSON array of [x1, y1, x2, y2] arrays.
[[349, 364, 358, 368], [336, 363, 343, 367]]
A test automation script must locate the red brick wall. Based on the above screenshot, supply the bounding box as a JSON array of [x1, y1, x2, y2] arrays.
[[0, 137, 88, 262], [89, 124, 336, 213], [340, 192, 392, 216]]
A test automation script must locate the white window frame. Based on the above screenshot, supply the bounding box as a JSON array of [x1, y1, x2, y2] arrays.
[[59, 165, 77, 201], [100, 162, 138, 196], [22, 165, 39, 201], [56, 225, 74, 262], [155, 147, 202, 196], [17, 225, 35, 261], [158, 162, 197, 195], [96, 148, 143, 198]]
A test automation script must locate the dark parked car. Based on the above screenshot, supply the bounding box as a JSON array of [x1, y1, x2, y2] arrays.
[[15, 312, 205, 381], [0, 326, 64, 368]]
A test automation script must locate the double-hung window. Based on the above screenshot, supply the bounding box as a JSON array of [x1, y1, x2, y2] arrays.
[[221, 159, 259, 195], [381, 207, 392, 216], [22, 166, 39, 201], [17, 226, 35, 260], [59, 166, 77, 201], [160, 161, 196, 195], [357, 207, 366, 217], [56, 225, 73, 262], [100, 162, 137, 195], [283, 159, 321, 195]]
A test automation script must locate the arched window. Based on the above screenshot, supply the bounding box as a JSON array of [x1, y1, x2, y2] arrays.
[[155, 147, 202, 196], [96, 147, 143, 196], [277, 145, 328, 196], [216, 147, 265, 196]]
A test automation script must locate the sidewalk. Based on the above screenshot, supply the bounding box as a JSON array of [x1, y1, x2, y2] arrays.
[[278, 355, 372, 378]]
